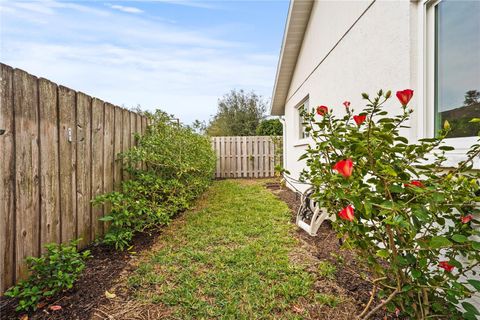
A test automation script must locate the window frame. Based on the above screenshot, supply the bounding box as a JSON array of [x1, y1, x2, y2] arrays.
[[294, 96, 310, 147], [422, 0, 479, 167]]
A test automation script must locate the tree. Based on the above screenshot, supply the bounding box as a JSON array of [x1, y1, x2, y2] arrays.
[[206, 90, 266, 136], [256, 118, 283, 136], [463, 89, 480, 106], [190, 119, 207, 135]]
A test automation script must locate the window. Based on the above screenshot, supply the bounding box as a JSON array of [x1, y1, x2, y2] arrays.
[[297, 97, 309, 140], [433, 0, 480, 138]]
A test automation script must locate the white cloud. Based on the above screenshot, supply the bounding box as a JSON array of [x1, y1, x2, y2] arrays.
[[147, 0, 217, 9], [109, 4, 144, 14], [0, 0, 277, 124]]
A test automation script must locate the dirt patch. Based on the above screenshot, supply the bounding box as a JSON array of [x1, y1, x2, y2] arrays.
[[266, 181, 391, 320]]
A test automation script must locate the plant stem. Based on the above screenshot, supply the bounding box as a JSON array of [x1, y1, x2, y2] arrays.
[[358, 285, 377, 318], [360, 289, 399, 320]]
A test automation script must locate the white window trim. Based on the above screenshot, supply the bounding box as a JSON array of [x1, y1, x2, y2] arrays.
[[419, 0, 479, 168], [294, 96, 311, 147]]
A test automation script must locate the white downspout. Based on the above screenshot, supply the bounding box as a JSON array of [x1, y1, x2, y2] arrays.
[[279, 116, 287, 170]]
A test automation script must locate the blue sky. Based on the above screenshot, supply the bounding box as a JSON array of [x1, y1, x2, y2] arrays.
[[0, 0, 289, 124]]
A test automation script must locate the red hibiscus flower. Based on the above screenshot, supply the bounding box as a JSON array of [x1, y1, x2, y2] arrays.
[[396, 89, 414, 106], [353, 115, 367, 126], [316, 105, 329, 116], [405, 180, 424, 188], [461, 214, 473, 224], [333, 159, 353, 178], [439, 261, 454, 272], [339, 205, 355, 221], [343, 101, 351, 108]]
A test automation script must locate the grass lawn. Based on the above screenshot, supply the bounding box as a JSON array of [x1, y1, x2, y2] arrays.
[[114, 180, 341, 319]]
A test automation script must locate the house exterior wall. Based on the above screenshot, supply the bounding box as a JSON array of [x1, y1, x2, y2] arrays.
[[280, 0, 480, 310], [283, 0, 414, 191]]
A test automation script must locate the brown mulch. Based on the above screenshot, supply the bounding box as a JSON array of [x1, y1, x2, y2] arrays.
[[0, 229, 162, 320], [1, 179, 391, 320]]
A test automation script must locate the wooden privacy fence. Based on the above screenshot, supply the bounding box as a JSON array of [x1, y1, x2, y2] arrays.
[[211, 136, 280, 178], [0, 64, 149, 294]]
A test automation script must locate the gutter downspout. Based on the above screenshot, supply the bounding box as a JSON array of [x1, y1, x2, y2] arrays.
[[279, 116, 287, 170]]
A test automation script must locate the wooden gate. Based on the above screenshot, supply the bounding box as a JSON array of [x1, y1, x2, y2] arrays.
[[211, 136, 280, 178]]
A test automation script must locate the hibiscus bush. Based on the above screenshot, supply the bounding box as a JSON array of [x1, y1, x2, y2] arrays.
[[298, 90, 480, 319]]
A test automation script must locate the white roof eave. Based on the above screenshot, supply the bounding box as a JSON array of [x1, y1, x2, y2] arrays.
[[270, 0, 314, 116]]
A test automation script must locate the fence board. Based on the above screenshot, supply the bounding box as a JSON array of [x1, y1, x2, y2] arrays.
[[269, 138, 275, 177], [217, 137, 222, 178], [0, 64, 148, 295], [136, 113, 142, 144], [141, 116, 147, 135], [135, 113, 142, 170], [249, 137, 254, 177], [235, 138, 241, 177], [91, 98, 104, 239], [103, 103, 115, 232], [211, 136, 278, 179], [122, 109, 130, 180], [38, 78, 60, 250], [226, 137, 232, 177], [14, 69, 40, 279], [242, 137, 247, 178], [113, 107, 123, 191], [130, 111, 136, 150], [58, 86, 77, 244], [252, 137, 259, 178], [259, 137, 264, 178], [76, 92, 92, 249], [0, 64, 15, 293]]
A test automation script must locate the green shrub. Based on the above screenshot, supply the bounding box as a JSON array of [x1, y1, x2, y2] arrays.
[[299, 90, 480, 319], [5, 240, 90, 312], [94, 110, 216, 250], [256, 118, 283, 136]]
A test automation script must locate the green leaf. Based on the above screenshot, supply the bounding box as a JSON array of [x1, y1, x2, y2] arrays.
[[429, 236, 452, 249], [468, 279, 480, 291], [419, 258, 428, 268], [395, 136, 408, 144], [462, 302, 479, 315], [389, 185, 403, 193], [411, 269, 421, 279], [376, 249, 389, 258], [413, 208, 429, 222], [439, 146, 455, 151], [364, 201, 372, 218], [449, 259, 463, 269], [452, 234, 468, 243], [463, 312, 478, 320], [472, 242, 480, 250], [432, 193, 445, 202], [402, 284, 413, 292], [298, 153, 308, 161], [99, 215, 114, 222]]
